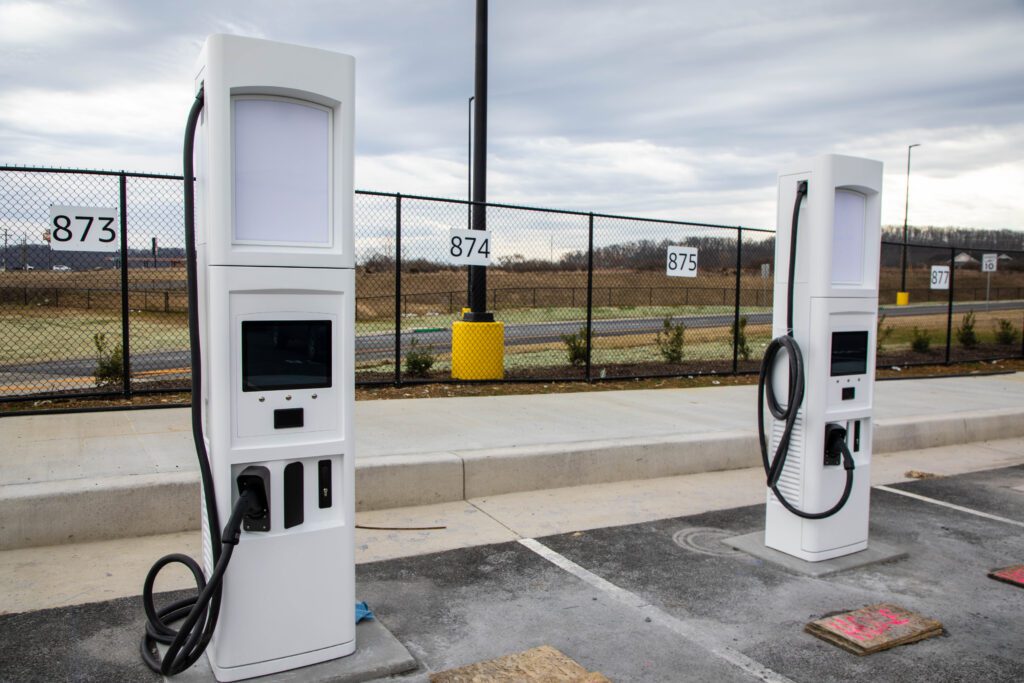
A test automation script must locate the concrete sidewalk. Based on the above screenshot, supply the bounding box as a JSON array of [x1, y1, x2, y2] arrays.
[[3, 373, 1024, 550]]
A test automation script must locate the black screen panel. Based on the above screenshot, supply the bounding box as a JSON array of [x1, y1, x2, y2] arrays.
[[831, 331, 868, 376], [242, 320, 332, 392]]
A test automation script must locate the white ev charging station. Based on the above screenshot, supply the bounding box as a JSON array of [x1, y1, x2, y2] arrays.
[[141, 35, 356, 681], [758, 154, 883, 562]]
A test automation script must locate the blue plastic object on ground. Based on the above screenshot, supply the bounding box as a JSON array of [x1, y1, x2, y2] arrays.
[[356, 601, 375, 623]]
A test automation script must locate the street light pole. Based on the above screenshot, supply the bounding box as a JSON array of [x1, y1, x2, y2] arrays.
[[466, 0, 492, 321], [899, 143, 920, 303]]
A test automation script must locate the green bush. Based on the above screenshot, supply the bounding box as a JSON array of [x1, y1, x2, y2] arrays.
[[995, 318, 1020, 345], [910, 327, 932, 353], [956, 311, 979, 349], [876, 313, 895, 353], [732, 316, 751, 361], [93, 332, 124, 387], [560, 326, 589, 367], [404, 338, 435, 377], [655, 318, 686, 363]]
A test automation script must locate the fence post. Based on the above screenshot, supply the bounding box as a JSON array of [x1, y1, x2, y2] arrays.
[[732, 228, 742, 374], [585, 213, 595, 381], [394, 194, 402, 386], [119, 173, 132, 398], [944, 247, 954, 364]]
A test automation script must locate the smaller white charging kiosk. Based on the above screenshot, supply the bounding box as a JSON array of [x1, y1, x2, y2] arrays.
[[760, 154, 883, 562], [194, 35, 356, 680]]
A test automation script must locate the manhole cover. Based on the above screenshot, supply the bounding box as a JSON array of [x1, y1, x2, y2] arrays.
[[672, 527, 743, 557]]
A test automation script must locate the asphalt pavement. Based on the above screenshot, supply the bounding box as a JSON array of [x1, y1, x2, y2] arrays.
[[2, 464, 1022, 682]]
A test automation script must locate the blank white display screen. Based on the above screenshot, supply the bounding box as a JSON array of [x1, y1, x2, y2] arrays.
[[233, 98, 331, 245], [831, 189, 866, 285]]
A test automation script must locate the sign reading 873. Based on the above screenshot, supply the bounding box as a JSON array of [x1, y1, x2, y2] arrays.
[[47, 206, 119, 253]]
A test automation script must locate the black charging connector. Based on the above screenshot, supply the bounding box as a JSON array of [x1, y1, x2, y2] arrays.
[[236, 466, 271, 533], [823, 424, 848, 467]]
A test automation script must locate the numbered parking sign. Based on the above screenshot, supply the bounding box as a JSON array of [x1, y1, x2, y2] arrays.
[[447, 228, 492, 266], [665, 246, 698, 277], [982, 253, 998, 273], [47, 206, 119, 252], [930, 265, 950, 290]]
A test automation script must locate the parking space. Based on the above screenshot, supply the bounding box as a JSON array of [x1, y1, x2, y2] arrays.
[[2, 467, 1023, 682]]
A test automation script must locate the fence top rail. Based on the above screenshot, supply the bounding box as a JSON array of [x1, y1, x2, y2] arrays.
[[0, 164, 184, 181], [356, 189, 773, 234], [880, 240, 1024, 258]]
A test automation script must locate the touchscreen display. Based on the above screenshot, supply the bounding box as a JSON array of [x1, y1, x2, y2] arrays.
[[242, 320, 332, 391], [830, 331, 868, 377]]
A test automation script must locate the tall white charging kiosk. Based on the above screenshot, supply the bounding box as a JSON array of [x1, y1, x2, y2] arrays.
[[194, 35, 356, 680], [759, 154, 882, 562]]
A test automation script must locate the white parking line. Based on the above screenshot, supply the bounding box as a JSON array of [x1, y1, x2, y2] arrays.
[[518, 537, 795, 683], [875, 485, 1024, 528]]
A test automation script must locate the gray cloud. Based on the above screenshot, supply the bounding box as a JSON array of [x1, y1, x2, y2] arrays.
[[0, 0, 1021, 229]]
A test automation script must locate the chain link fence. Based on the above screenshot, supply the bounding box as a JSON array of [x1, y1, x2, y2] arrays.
[[2, 165, 1022, 402]]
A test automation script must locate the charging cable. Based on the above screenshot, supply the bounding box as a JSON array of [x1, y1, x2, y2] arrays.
[[756, 180, 855, 520], [139, 87, 255, 676]]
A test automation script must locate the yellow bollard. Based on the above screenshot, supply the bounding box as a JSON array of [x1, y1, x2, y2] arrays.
[[451, 320, 505, 380], [896, 291, 909, 306]]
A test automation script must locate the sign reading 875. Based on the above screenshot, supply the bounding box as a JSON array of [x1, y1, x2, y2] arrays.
[[47, 206, 119, 253]]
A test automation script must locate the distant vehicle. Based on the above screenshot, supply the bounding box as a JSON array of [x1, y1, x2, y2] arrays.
[[52, 265, 71, 272], [14, 265, 35, 271]]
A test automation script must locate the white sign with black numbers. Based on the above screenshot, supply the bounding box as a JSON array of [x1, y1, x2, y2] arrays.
[[982, 253, 998, 273], [665, 245, 698, 277], [447, 228, 492, 266], [47, 206, 119, 252], [930, 265, 950, 290]]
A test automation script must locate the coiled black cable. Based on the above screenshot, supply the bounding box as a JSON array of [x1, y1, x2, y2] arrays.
[[757, 180, 855, 520], [139, 86, 247, 676]]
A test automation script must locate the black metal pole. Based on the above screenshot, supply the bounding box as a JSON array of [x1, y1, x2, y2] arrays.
[[395, 194, 403, 386], [118, 173, 132, 398], [732, 228, 743, 374], [585, 213, 595, 381], [467, 96, 473, 231], [945, 247, 954, 364], [466, 0, 492, 322], [901, 143, 920, 295]]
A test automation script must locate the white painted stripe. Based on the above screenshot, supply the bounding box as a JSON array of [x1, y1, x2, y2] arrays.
[[875, 485, 1024, 528], [518, 537, 795, 683]]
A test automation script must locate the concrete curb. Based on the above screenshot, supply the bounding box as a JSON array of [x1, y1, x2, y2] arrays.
[[3, 407, 1024, 550]]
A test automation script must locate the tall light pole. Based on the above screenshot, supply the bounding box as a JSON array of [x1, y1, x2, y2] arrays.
[[899, 143, 920, 304], [466, 0, 491, 321]]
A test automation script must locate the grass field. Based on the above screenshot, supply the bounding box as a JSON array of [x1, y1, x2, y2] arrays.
[[0, 306, 187, 364], [2, 264, 1022, 376]]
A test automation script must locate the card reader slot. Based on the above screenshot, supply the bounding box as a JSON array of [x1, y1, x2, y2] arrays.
[[318, 459, 332, 509]]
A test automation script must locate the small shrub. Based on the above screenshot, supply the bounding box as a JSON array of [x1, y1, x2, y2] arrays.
[[876, 313, 895, 353], [404, 338, 435, 377], [560, 326, 589, 368], [655, 318, 686, 363], [732, 315, 751, 361], [910, 327, 932, 353], [956, 311, 979, 349], [995, 318, 1020, 346], [93, 332, 124, 387]]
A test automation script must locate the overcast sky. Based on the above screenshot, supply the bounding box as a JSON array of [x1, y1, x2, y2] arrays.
[[1, 0, 1022, 231]]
